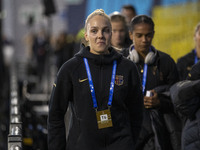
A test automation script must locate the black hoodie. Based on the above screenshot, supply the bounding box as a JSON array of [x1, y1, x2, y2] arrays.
[[48, 46, 143, 150], [177, 49, 198, 81], [187, 61, 200, 80]]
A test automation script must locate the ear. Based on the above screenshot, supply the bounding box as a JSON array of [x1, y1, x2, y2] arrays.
[[129, 31, 133, 41], [84, 32, 89, 42]]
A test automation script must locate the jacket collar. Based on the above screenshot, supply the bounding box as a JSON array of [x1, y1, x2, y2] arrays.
[[75, 46, 122, 65]]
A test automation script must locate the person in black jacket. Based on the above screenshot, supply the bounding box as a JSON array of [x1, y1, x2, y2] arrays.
[[177, 22, 200, 80], [183, 61, 200, 150], [122, 15, 181, 150], [48, 9, 143, 150], [170, 61, 200, 150]]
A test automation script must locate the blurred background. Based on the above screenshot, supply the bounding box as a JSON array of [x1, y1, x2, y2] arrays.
[[0, 0, 200, 149]]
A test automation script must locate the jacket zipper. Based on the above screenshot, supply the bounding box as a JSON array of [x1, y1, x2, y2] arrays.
[[100, 55, 103, 109]]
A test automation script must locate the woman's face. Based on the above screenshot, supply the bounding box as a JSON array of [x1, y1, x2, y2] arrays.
[[129, 23, 154, 53], [85, 15, 112, 55], [111, 21, 126, 48]]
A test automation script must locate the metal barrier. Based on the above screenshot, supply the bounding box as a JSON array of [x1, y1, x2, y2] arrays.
[[7, 52, 56, 149], [8, 64, 23, 150]]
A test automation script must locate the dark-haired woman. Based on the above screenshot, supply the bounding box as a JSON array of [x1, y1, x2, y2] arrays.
[[122, 15, 181, 150]]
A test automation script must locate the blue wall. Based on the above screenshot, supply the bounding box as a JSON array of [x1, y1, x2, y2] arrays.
[[85, 0, 199, 18], [161, 0, 198, 6], [67, 0, 199, 34], [85, 0, 154, 17]]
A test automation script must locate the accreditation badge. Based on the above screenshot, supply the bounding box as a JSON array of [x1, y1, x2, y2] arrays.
[[96, 109, 113, 129]]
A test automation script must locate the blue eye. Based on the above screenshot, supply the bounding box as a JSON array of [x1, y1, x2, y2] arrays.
[[91, 30, 97, 33]]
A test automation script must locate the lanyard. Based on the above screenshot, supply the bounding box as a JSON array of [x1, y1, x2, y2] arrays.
[[142, 47, 153, 94], [83, 58, 117, 109], [130, 46, 152, 94], [194, 49, 198, 64], [142, 64, 148, 94]]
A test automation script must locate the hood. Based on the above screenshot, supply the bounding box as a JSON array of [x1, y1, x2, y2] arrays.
[[75, 46, 122, 65]]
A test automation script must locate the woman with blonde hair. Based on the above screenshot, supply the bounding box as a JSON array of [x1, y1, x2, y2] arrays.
[[48, 9, 143, 150], [177, 22, 200, 80]]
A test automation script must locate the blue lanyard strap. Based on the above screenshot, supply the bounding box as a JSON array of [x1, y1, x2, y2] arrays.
[[142, 64, 148, 94], [83, 58, 117, 108], [142, 47, 153, 94], [194, 49, 198, 64], [84, 58, 97, 108], [108, 60, 117, 106]]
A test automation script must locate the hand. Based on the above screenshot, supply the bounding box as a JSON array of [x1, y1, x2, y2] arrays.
[[144, 90, 160, 109]]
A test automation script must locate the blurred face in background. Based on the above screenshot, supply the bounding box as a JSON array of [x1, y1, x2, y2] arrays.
[[121, 8, 136, 24], [194, 26, 200, 53], [85, 15, 112, 55], [129, 23, 154, 54], [111, 21, 126, 49]]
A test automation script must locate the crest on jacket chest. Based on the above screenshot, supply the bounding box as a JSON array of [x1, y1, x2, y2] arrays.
[[152, 66, 157, 75], [115, 75, 124, 86]]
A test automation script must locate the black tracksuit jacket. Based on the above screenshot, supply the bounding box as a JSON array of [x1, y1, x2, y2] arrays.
[[122, 46, 180, 150], [177, 49, 199, 80], [187, 61, 200, 80], [171, 62, 200, 150], [48, 46, 143, 150]]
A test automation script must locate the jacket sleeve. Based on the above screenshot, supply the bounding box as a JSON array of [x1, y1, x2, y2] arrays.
[[170, 80, 200, 121], [48, 66, 73, 150], [176, 58, 188, 81], [126, 63, 144, 145], [158, 54, 179, 113], [164, 55, 179, 86]]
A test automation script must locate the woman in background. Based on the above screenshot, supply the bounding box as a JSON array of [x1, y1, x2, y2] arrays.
[[177, 22, 200, 80]]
